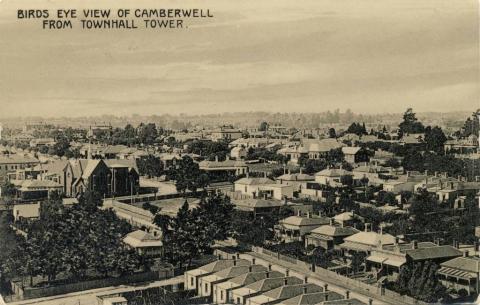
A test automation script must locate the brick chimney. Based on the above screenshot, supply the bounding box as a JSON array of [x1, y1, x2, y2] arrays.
[[412, 240, 418, 249]]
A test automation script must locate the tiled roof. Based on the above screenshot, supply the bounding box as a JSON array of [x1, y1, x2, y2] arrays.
[[343, 232, 396, 247], [280, 216, 331, 227], [310, 225, 359, 237], [263, 283, 323, 300], [440, 256, 480, 273], [315, 168, 352, 177], [235, 177, 274, 185], [405, 245, 462, 261]]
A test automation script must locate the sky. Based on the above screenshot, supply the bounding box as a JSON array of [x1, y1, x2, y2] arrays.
[[0, 0, 478, 117]]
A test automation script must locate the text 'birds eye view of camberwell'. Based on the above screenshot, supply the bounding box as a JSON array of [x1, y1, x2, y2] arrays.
[[0, 1, 479, 305]]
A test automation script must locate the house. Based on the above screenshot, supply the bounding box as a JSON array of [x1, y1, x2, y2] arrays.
[[333, 211, 364, 228], [10, 179, 63, 201], [276, 171, 315, 193], [341, 147, 364, 164], [12, 202, 40, 221], [123, 229, 163, 258], [0, 155, 40, 182], [339, 228, 396, 254], [232, 198, 284, 217], [305, 220, 359, 250], [230, 277, 303, 305], [315, 168, 353, 187], [234, 177, 275, 198], [184, 258, 250, 295], [367, 241, 463, 282], [303, 139, 344, 160], [231, 146, 247, 160], [382, 181, 416, 194], [213, 270, 284, 304], [211, 126, 243, 142], [199, 264, 268, 299], [275, 213, 331, 242], [29, 138, 55, 148], [438, 254, 480, 296], [199, 159, 249, 180]]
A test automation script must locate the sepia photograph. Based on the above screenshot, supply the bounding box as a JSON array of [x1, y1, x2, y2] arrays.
[[0, 0, 479, 304]]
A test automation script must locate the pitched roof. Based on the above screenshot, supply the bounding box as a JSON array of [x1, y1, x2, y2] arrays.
[[440, 256, 480, 273], [230, 271, 283, 286], [280, 216, 331, 227], [123, 230, 163, 248], [315, 168, 352, 177], [235, 177, 274, 185], [200, 259, 250, 273], [81, 159, 102, 179], [280, 291, 343, 305], [243, 277, 302, 293], [342, 147, 361, 155], [214, 265, 267, 279], [232, 198, 284, 209], [343, 232, 396, 247], [277, 173, 315, 181], [263, 283, 323, 300], [405, 245, 462, 261], [310, 225, 359, 237]]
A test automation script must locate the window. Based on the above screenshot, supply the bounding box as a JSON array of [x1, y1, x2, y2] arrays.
[[237, 298, 241, 304], [190, 277, 194, 286], [220, 290, 223, 300], [205, 283, 208, 292]]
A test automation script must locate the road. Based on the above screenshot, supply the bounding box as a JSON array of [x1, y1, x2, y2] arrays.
[[4, 276, 184, 305]]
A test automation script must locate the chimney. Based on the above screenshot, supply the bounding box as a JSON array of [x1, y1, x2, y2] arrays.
[[304, 276, 308, 283], [324, 284, 328, 291], [303, 285, 308, 294], [369, 299, 373, 305], [412, 240, 418, 249], [246, 171, 250, 178], [345, 290, 350, 299], [300, 168, 303, 174], [307, 212, 312, 218], [463, 251, 469, 258], [364, 223, 370, 232], [236, 253, 240, 259], [252, 258, 256, 265], [268, 264, 272, 271], [215, 155, 218, 162], [217, 254, 222, 260], [266, 271, 270, 278], [297, 210, 301, 217], [233, 260, 237, 266], [285, 269, 289, 276], [329, 218, 334, 226], [264, 172, 267, 178], [435, 171, 439, 177], [284, 278, 288, 285], [325, 293, 329, 302], [394, 236, 399, 245], [474, 241, 479, 252], [249, 266, 253, 272]]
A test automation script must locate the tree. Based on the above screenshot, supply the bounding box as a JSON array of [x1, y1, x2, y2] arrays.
[[398, 108, 425, 136], [394, 261, 448, 303], [259, 121, 269, 132], [346, 123, 367, 136], [328, 128, 336, 138], [424, 126, 447, 154], [137, 155, 164, 178], [168, 156, 209, 194]]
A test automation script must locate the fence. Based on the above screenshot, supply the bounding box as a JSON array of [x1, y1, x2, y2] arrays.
[[251, 246, 426, 305], [11, 271, 160, 300]]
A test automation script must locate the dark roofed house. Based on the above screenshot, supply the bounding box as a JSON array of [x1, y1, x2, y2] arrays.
[[305, 221, 360, 251], [230, 276, 303, 305], [438, 254, 480, 296], [275, 213, 331, 242], [248, 283, 323, 305]]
